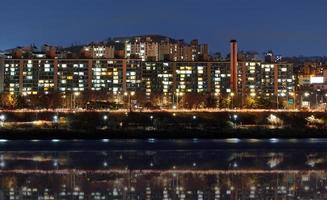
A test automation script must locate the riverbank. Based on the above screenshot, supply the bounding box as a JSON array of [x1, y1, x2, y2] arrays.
[[0, 111, 326, 139]]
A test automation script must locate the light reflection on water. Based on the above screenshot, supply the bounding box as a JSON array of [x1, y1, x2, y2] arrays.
[[0, 140, 326, 199]]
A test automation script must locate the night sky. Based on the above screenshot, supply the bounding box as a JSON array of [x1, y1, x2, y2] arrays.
[[1, 0, 327, 56]]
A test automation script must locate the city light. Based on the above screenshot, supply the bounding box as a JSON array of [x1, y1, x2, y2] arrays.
[[103, 161, 108, 167], [0, 161, 5, 168], [304, 92, 310, 97], [267, 114, 283, 126], [3, 2, 327, 200], [53, 160, 58, 167], [53, 115, 58, 123], [0, 114, 6, 122]]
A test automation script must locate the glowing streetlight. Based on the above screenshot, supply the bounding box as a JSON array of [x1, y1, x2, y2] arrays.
[[301, 92, 311, 109], [230, 92, 235, 109], [232, 114, 238, 128], [0, 161, 5, 168], [103, 115, 108, 121], [53, 115, 58, 123], [53, 160, 58, 167], [0, 114, 6, 127], [304, 92, 310, 97], [0, 114, 6, 122], [215, 92, 221, 109], [175, 92, 184, 109], [124, 91, 135, 112], [71, 92, 80, 109]]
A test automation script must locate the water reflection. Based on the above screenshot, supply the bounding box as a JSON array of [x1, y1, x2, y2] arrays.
[[0, 141, 327, 199]]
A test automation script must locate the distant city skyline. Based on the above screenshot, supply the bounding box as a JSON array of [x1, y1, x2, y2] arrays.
[[1, 0, 327, 56]]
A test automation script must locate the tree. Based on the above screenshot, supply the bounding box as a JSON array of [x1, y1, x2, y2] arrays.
[[244, 96, 257, 108], [180, 92, 206, 109], [0, 93, 18, 109], [204, 95, 217, 108], [220, 96, 231, 108], [27, 92, 63, 109]]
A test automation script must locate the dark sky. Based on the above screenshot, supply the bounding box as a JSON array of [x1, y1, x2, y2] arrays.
[[1, 0, 327, 56]]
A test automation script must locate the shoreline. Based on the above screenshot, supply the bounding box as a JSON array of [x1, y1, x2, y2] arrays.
[[0, 111, 325, 140], [0, 108, 324, 113], [0, 127, 326, 140]]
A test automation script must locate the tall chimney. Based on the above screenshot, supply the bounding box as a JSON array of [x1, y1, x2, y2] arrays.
[[230, 40, 238, 95]]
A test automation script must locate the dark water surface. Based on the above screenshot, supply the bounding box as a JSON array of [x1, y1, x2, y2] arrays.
[[0, 139, 327, 199]]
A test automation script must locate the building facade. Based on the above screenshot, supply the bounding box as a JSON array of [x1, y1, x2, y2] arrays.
[[0, 57, 295, 108]]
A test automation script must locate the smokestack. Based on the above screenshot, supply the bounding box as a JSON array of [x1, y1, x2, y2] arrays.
[[230, 40, 238, 95]]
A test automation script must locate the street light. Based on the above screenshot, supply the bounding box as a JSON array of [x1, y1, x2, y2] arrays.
[[174, 92, 184, 109], [53, 115, 59, 125], [0, 114, 6, 122], [0, 161, 5, 168], [53, 160, 58, 167], [301, 92, 310, 109], [72, 92, 80, 109], [304, 92, 310, 97], [232, 114, 238, 128], [103, 115, 108, 121], [214, 93, 220, 109], [124, 91, 135, 112], [0, 114, 6, 127], [230, 92, 235, 109]]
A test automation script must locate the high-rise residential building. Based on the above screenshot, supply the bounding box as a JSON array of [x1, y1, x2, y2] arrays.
[[81, 43, 115, 59], [0, 40, 295, 108], [112, 35, 208, 62], [190, 39, 209, 61], [124, 36, 159, 61], [0, 58, 294, 108]]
